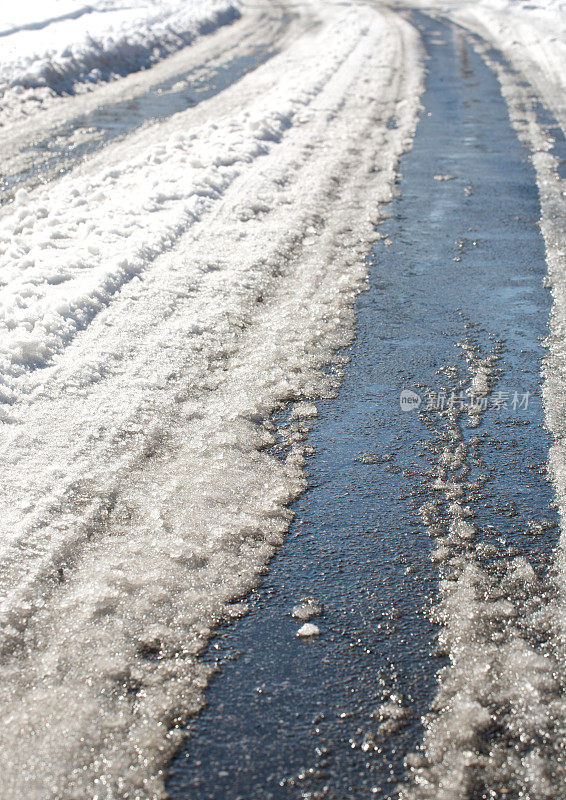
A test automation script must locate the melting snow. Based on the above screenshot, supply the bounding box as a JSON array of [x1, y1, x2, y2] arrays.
[[0, 2, 423, 797]]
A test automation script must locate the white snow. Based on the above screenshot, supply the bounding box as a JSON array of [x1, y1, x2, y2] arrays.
[[371, 694, 410, 737], [0, 0, 241, 114], [290, 401, 319, 420], [296, 623, 320, 637], [3, 1, 564, 796], [0, 2, 423, 797]]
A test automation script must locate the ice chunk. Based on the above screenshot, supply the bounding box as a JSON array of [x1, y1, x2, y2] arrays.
[[291, 597, 324, 620], [290, 402, 319, 421], [296, 623, 320, 638]]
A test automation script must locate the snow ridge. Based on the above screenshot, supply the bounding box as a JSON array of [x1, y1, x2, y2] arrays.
[[0, 0, 241, 107]]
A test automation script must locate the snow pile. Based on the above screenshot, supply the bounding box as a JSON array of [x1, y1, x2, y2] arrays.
[[0, 0, 241, 107], [0, 2, 422, 798]]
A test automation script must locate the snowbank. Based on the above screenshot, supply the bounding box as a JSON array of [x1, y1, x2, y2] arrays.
[[0, 0, 241, 107]]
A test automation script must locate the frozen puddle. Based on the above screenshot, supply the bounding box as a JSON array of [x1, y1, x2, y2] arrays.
[[166, 14, 561, 800]]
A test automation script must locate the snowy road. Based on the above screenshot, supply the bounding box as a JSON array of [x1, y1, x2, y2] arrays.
[[0, 1, 565, 799], [0, 2, 422, 798], [168, 13, 566, 799]]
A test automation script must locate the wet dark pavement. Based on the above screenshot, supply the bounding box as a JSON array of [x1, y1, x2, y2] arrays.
[[166, 13, 561, 800]]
